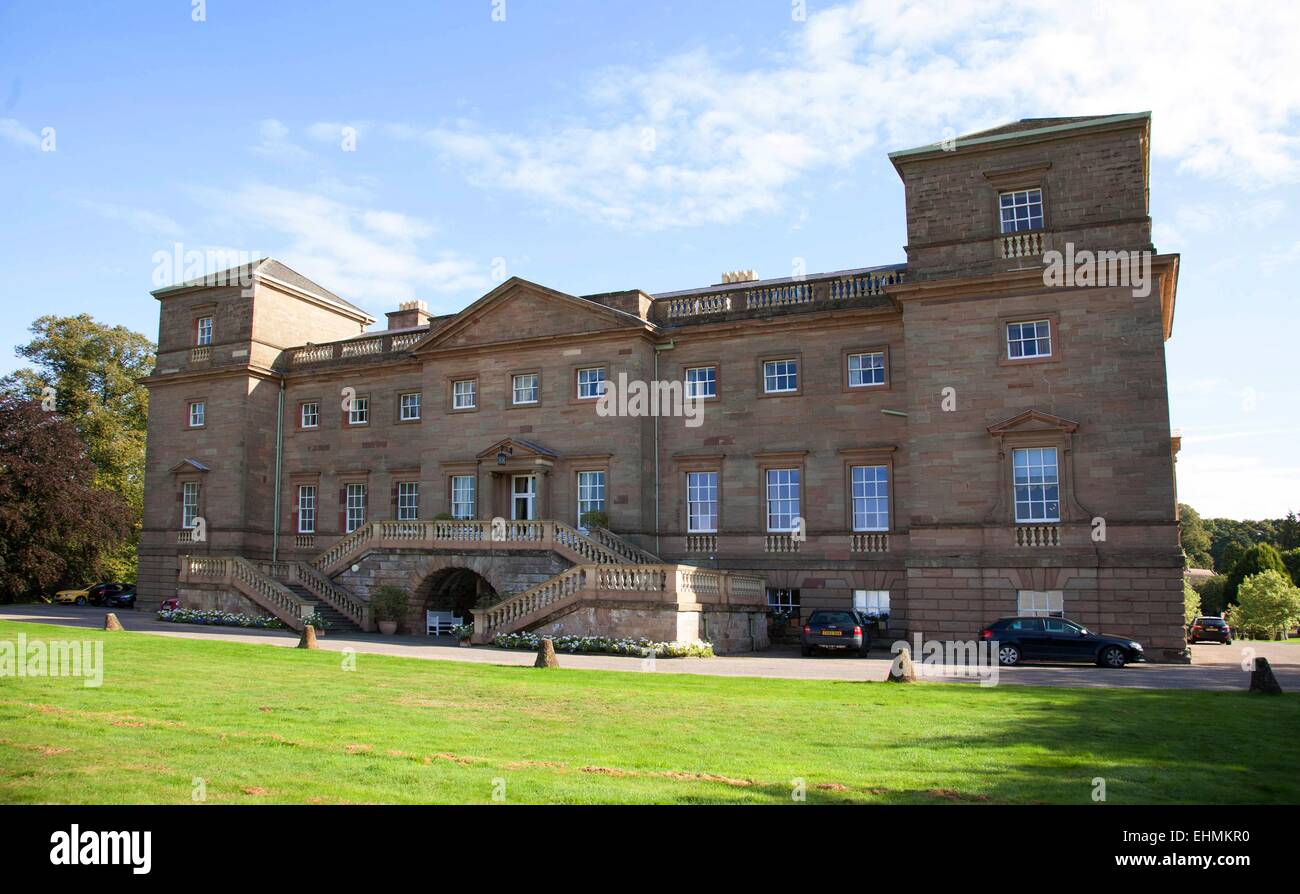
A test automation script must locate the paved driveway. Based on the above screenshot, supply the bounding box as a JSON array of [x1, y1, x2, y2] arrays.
[[3, 604, 1298, 691]]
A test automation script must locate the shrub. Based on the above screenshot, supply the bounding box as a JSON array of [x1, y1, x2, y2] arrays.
[[492, 632, 714, 658], [1282, 547, 1300, 588], [1183, 580, 1202, 627], [157, 609, 283, 629], [1233, 570, 1300, 640], [370, 585, 409, 623], [433, 512, 455, 521], [1224, 543, 1288, 606], [580, 510, 610, 530]]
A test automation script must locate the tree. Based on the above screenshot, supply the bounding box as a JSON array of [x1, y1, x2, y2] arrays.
[[1224, 543, 1289, 607], [0, 395, 131, 600], [1, 314, 154, 580], [1282, 548, 1300, 589], [1232, 570, 1300, 641], [1178, 503, 1213, 568], [1193, 573, 1228, 616], [1218, 540, 1248, 577], [1278, 511, 1300, 551], [1183, 580, 1202, 626]]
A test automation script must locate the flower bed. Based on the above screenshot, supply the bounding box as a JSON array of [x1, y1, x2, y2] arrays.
[[157, 608, 285, 629], [492, 632, 714, 658]]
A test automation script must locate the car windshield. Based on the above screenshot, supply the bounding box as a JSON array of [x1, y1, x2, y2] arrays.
[[810, 612, 856, 626]]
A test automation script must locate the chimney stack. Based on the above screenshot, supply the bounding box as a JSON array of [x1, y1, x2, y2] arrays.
[[720, 269, 759, 284], [385, 299, 433, 330]]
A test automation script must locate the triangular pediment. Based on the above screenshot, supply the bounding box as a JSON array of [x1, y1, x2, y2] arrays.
[[475, 437, 558, 461], [169, 458, 212, 473], [412, 278, 649, 353], [987, 409, 1079, 436]]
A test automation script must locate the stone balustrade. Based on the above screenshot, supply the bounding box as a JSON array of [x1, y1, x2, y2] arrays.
[[658, 266, 905, 323], [1015, 524, 1060, 547]]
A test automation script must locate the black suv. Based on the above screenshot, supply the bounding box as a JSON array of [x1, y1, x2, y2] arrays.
[[979, 616, 1145, 668], [1188, 616, 1232, 644], [88, 582, 136, 608], [801, 610, 873, 656]]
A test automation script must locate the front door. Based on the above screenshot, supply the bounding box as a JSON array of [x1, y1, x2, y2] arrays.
[[511, 475, 537, 520]]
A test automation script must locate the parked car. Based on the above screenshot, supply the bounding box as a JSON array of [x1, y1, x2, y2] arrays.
[[87, 582, 134, 607], [100, 584, 137, 609], [53, 586, 92, 605], [979, 616, 1145, 668], [1188, 615, 1232, 644], [801, 609, 872, 656]]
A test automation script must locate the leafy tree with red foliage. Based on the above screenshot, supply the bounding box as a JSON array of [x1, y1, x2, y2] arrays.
[[0, 395, 129, 601]]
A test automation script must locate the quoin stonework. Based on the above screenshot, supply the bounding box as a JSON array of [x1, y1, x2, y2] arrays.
[[139, 113, 1187, 658]]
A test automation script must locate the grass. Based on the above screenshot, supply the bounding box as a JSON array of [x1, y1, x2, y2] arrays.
[[1, 620, 1298, 805]]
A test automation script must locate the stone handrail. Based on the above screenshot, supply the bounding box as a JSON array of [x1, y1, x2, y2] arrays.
[[475, 565, 591, 642], [312, 519, 629, 577], [287, 329, 428, 368], [1015, 524, 1060, 547], [180, 555, 310, 630], [585, 526, 662, 564], [659, 267, 905, 323], [289, 561, 373, 630]]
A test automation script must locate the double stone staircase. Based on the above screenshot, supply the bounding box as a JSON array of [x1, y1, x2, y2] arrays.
[[177, 520, 765, 642]]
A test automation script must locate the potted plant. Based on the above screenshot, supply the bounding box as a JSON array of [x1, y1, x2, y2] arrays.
[[580, 509, 610, 532], [450, 623, 475, 646], [370, 584, 409, 635]]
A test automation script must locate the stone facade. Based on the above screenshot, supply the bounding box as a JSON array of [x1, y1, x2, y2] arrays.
[[140, 113, 1187, 659]]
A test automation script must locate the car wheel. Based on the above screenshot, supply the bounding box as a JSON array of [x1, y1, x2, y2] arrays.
[[1225, 639, 1233, 645], [998, 644, 1021, 666], [1099, 646, 1126, 668], [75, 596, 86, 605]]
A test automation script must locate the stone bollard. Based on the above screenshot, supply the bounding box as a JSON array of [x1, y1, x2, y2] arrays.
[[887, 647, 916, 683], [1249, 656, 1283, 694], [298, 624, 319, 650], [104, 613, 124, 631], [534, 638, 559, 668]]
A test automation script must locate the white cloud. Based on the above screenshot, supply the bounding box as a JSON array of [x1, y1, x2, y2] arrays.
[[251, 118, 308, 160], [76, 198, 181, 237], [375, 0, 1300, 229], [0, 117, 41, 150], [1176, 451, 1300, 519], [190, 183, 488, 307]]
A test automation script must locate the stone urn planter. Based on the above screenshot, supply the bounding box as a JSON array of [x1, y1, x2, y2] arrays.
[[377, 620, 398, 635]]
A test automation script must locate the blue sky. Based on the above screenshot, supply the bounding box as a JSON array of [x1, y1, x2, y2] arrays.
[[1, 0, 1297, 519]]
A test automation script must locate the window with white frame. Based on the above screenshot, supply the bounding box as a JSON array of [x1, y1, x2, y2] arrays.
[[850, 465, 889, 531], [348, 396, 369, 426], [188, 401, 205, 428], [999, 188, 1044, 233], [577, 471, 606, 528], [512, 373, 539, 405], [345, 483, 367, 533], [763, 359, 798, 394], [399, 392, 421, 421], [1007, 320, 1052, 359], [687, 471, 718, 533], [576, 367, 606, 399], [852, 589, 890, 616], [196, 317, 213, 346], [1017, 590, 1064, 617], [767, 588, 800, 613], [397, 482, 419, 520], [685, 366, 717, 399], [452, 379, 477, 410], [300, 402, 319, 429], [847, 351, 886, 387], [451, 475, 476, 519], [1012, 447, 1060, 523], [297, 485, 316, 534], [765, 468, 801, 532], [182, 482, 200, 529]]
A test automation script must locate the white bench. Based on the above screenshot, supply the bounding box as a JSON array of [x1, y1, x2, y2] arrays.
[[426, 611, 463, 636]]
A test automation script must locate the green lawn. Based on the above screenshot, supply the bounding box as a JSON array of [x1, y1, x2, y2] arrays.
[[1, 620, 1298, 804]]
